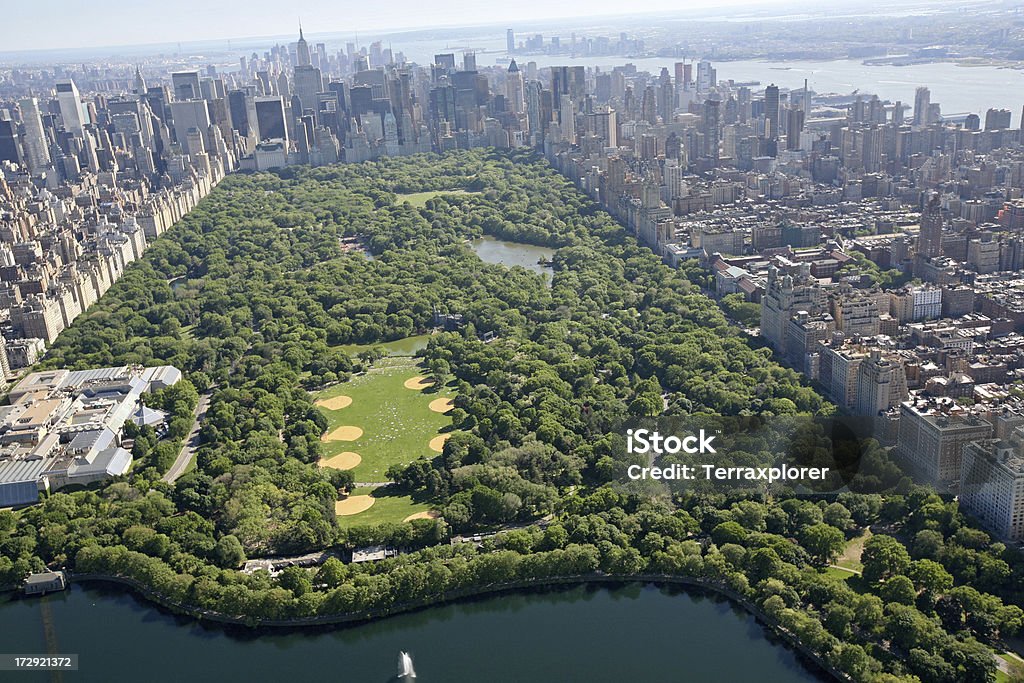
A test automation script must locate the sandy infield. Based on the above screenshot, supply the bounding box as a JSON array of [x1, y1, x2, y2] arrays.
[[315, 395, 352, 410], [429, 434, 451, 452], [335, 496, 375, 516], [403, 510, 440, 522], [403, 375, 433, 390], [428, 397, 454, 413], [321, 426, 364, 442], [319, 452, 361, 470]]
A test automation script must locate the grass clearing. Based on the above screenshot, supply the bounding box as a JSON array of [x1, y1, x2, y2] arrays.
[[396, 189, 480, 208], [335, 486, 434, 527], [822, 566, 858, 581], [314, 358, 455, 481], [836, 527, 872, 572]]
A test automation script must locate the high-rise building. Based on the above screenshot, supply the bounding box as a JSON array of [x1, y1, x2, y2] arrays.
[[559, 94, 575, 145], [856, 351, 908, 416], [18, 97, 51, 174], [913, 86, 931, 126], [786, 108, 804, 151], [172, 71, 202, 102], [227, 90, 250, 137], [917, 193, 943, 260], [761, 264, 825, 355], [702, 98, 720, 160], [293, 65, 323, 119], [586, 109, 617, 148], [896, 399, 991, 485], [56, 79, 85, 136], [506, 60, 525, 115], [0, 115, 22, 166], [961, 431, 1024, 541], [506, 29, 515, 53], [985, 108, 1012, 130], [169, 100, 212, 155], [764, 84, 780, 141], [254, 96, 288, 143], [296, 25, 311, 67]]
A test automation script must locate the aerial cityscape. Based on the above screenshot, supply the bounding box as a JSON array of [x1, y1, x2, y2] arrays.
[[4, 0, 1024, 680]]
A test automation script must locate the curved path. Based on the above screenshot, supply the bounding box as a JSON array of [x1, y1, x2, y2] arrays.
[[162, 390, 212, 484]]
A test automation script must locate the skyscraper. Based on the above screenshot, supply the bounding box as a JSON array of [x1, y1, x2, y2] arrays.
[[56, 79, 85, 136], [227, 90, 250, 137], [506, 60, 525, 115], [703, 98, 720, 161], [559, 94, 575, 145], [985, 108, 1012, 130], [169, 100, 212, 155], [506, 29, 515, 54], [254, 96, 288, 143], [917, 193, 943, 259], [913, 86, 931, 126], [293, 64, 323, 119], [172, 72, 202, 102], [764, 84, 780, 141], [0, 115, 21, 165], [296, 25, 311, 67], [18, 97, 51, 173]]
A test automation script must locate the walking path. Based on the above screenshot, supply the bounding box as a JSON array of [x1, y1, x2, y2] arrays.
[[162, 390, 212, 484]]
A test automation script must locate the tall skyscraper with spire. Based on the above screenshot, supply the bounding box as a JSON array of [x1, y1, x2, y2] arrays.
[[293, 25, 321, 119], [133, 66, 147, 95], [296, 25, 311, 67], [506, 60, 525, 115]]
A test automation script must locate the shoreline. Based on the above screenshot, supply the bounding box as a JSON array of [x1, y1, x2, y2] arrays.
[[29, 571, 849, 681]]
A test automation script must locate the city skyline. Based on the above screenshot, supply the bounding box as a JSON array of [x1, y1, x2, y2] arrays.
[[3, 0, 845, 54]]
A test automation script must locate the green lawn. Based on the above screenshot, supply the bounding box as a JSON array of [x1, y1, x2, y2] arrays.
[[836, 527, 872, 572], [997, 652, 1024, 682], [822, 566, 858, 581], [335, 486, 434, 527], [332, 333, 433, 358], [314, 358, 454, 481], [395, 189, 480, 207]]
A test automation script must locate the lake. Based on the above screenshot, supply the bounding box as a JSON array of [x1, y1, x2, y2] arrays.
[[470, 236, 555, 284], [0, 583, 830, 682]]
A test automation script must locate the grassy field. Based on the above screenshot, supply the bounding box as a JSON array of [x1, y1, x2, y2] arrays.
[[335, 486, 434, 528], [332, 333, 433, 357], [314, 358, 454, 482], [395, 189, 480, 207], [836, 527, 872, 572]]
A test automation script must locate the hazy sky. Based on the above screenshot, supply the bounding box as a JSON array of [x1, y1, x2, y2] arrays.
[[3, 0, 794, 53]]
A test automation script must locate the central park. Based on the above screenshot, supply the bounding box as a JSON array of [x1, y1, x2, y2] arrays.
[[3, 150, 1024, 683]]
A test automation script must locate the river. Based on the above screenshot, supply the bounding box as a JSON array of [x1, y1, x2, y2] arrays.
[[391, 32, 1024, 117], [0, 583, 829, 682]]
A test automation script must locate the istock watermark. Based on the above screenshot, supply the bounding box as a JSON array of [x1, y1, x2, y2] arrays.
[[612, 415, 906, 495]]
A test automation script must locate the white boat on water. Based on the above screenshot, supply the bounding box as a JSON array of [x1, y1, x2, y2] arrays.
[[398, 651, 416, 679]]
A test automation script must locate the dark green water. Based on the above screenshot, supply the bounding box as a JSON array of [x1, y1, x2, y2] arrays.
[[0, 583, 830, 682], [470, 236, 554, 281]]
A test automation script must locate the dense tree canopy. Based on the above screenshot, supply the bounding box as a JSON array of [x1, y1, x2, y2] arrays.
[[2, 150, 1023, 683]]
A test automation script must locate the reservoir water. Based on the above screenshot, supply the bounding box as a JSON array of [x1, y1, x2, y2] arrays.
[[0, 583, 829, 682]]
